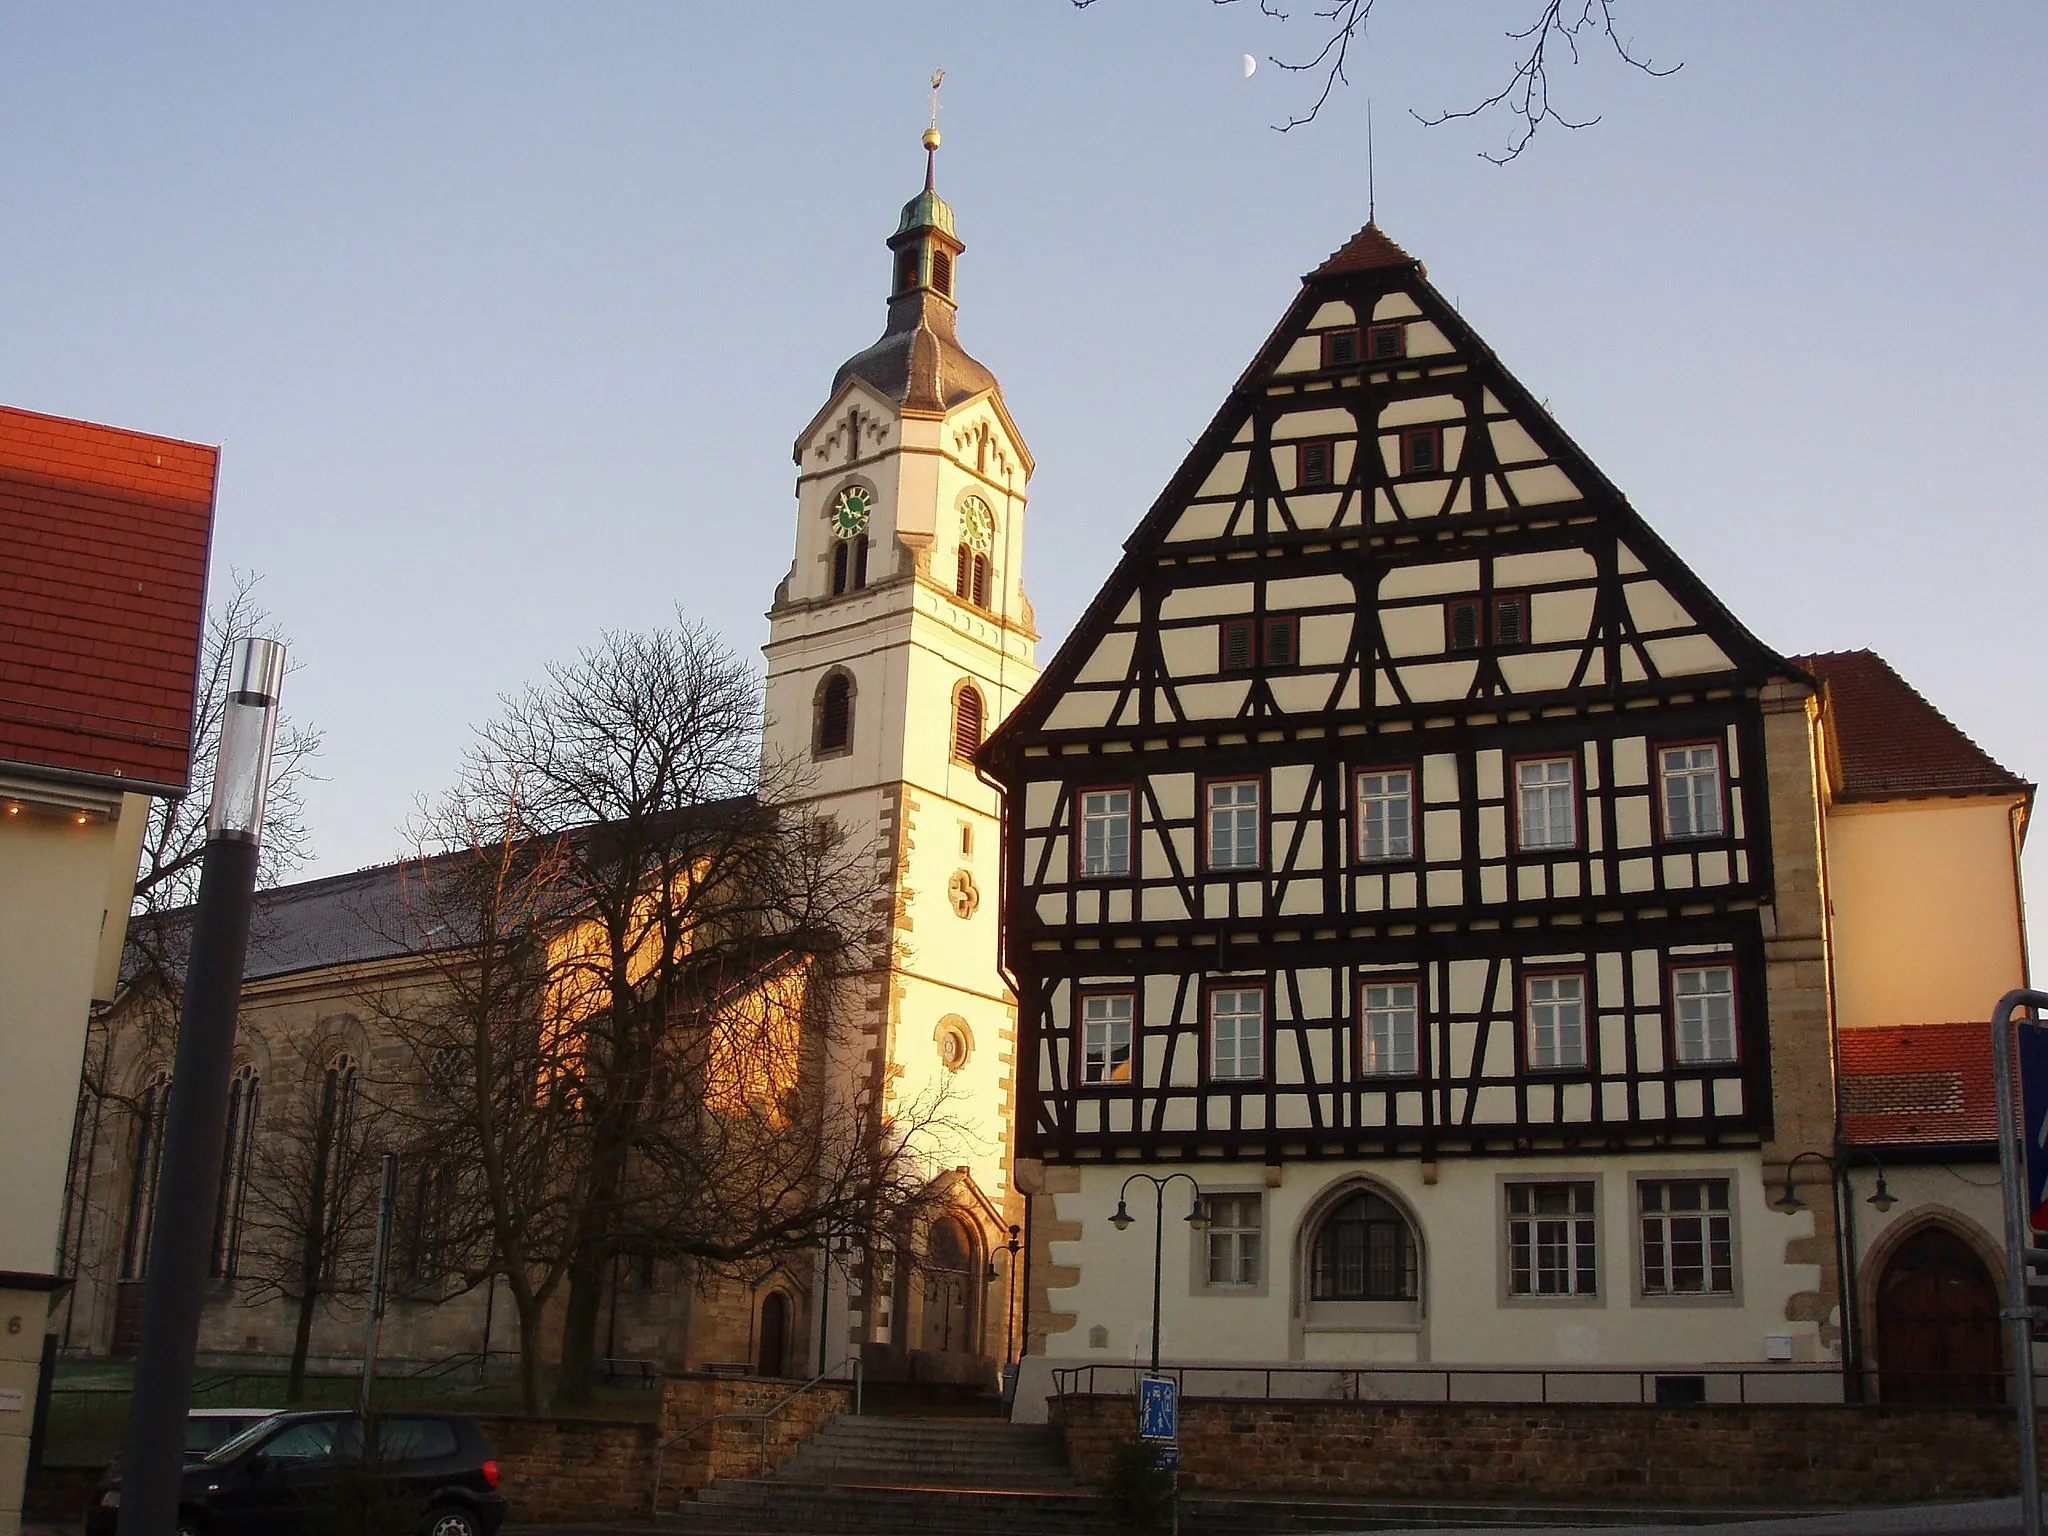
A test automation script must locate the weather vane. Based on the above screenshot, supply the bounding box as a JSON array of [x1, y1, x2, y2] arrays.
[[924, 68, 945, 184]]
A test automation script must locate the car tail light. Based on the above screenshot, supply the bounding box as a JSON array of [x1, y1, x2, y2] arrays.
[[482, 1458, 500, 1490]]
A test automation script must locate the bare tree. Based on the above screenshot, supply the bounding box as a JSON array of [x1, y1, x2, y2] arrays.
[[1074, 0, 1678, 158], [235, 1033, 388, 1400]]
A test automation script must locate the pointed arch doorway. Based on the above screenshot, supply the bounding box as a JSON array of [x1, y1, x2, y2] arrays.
[[1874, 1226, 2002, 1403]]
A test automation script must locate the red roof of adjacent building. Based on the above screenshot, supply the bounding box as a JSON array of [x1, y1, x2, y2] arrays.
[[0, 405, 217, 795], [1794, 650, 2031, 803], [1840, 1022, 2000, 1147], [1310, 222, 1420, 278]]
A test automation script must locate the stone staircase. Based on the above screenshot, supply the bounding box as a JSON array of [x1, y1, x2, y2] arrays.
[[659, 1414, 1123, 1535]]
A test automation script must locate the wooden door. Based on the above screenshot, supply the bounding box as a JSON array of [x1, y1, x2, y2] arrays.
[[918, 1217, 975, 1355], [1875, 1227, 2002, 1403], [758, 1290, 789, 1377]]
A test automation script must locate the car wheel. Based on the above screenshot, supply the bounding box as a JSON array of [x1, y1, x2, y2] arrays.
[[425, 1507, 482, 1536]]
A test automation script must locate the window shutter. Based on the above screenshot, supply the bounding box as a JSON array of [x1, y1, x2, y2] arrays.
[[953, 686, 985, 760], [1324, 329, 1361, 367], [1263, 617, 1297, 668], [1300, 441, 1333, 487], [955, 544, 972, 598], [1222, 619, 1256, 671], [1369, 323, 1406, 361], [972, 553, 990, 609], [1448, 600, 1481, 651], [1493, 595, 1526, 647], [820, 675, 851, 752], [932, 249, 953, 296]]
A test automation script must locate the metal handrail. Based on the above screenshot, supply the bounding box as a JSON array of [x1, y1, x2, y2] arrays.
[[1050, 1360, 1849, 1407], [650, 1359, 862, 1514]]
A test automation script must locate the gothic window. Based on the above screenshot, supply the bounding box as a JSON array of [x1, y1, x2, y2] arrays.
[[815, 672, 854, 757], [1525, 973, 1588, 1071], [209, 1063, 260, 1279], [1672, 965, 1738, 1064], [1309, 1190, 1418, 1301], [315, 1053, 360, 1283], [1079, 993, 1134, 1085], [1206, 985, 1266, 1081], [951, 684, 985, 761], [120, 1069, 170, 1280], [1659, 744, 1724, 839], [1506, 1182, 1598, 1298], [1359, 980, 1420, 1077], [1077, 789, 1132, 879], [831, 535, 869, 596], [402, 1160, 451, 1286], [1355, 769, 1414, 863], [1515, 757, 1578, 850], [1204, 779, 1261, 871]]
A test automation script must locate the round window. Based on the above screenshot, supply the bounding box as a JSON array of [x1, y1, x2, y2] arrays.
[[936, 1017, 973, 1072]]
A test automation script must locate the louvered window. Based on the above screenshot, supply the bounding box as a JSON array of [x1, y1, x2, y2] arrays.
[[818, 674, 852, 754], [1493, 594, 1528, 647], [1299, 440, 1335, 487], [955, 546, 991, 608], [952, 685, 985, 761], [931, 249, 953, 296], [1401, 427, 1441, 475], [1448, 600, 1482, 652], [1323, 329, 1361, 367], [1370, 323, 1407, 360], [1221, 619, 1256, 672], [1263, 616, 1297, 667]]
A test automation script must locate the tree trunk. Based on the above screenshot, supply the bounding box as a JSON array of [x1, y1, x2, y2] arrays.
[[286, 1276, 320, 1402], [554, 1248, 607, 1406]]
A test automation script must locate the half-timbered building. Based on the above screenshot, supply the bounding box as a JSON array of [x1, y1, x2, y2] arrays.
[[983, 222, 2031, 1415]]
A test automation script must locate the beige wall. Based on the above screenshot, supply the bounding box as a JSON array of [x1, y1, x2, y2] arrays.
[[1827, 796, 2026, 1030]]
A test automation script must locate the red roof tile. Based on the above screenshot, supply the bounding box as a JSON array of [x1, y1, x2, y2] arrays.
[[1793, 650, 2030, 803], [1309, 222, 1420, 278], [1840, 1021, 2001, 1147], [0, 405, 217, 795]]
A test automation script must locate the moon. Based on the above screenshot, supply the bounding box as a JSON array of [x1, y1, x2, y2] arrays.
[[1242, 53, 1257, 78]]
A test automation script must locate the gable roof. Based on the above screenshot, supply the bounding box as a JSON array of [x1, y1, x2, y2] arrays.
[[1795, 650, 2030, 803], [1840, 1022, 1998, 1148], [983, 219, 1796, 762], [0, 404, 218, 795]]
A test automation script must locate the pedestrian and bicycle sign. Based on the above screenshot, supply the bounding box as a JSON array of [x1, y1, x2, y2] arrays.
[[1137, 1375, 1177, 1441]]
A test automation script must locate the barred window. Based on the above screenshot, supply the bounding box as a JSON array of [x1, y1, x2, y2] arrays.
[[1640, 1178, 1735, 1296], [1310, 1191, 1417, 1300], [1507, 1182, 1597, 1297]]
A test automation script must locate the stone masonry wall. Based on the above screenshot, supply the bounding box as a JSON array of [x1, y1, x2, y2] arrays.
[[656, 1374, 854, 1499], [467, 1415, 656, 1523], [1055, 1393, 2046, 1507]]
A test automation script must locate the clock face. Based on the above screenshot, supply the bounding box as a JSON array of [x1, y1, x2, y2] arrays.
[[959, 496, 995, 553], [831, 486, 872, 540]]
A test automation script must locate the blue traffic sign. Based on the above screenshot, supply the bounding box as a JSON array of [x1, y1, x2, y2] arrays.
[[1137, 1375, 1177, 1441], [2020, 1022, 2048, 1233]]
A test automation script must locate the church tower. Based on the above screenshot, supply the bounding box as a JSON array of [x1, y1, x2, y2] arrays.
[[763, 120, 1038, 1371]]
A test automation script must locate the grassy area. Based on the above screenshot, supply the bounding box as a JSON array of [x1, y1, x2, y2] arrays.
[[42, 1360, 662, 1466]]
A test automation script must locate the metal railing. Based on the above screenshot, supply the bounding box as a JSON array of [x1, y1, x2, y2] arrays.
[[650, 1358, 862, 1514], [1051, 1361, 1853, 1407]]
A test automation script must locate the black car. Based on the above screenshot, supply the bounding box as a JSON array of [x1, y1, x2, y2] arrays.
[[87, 1409, 505, 1536]]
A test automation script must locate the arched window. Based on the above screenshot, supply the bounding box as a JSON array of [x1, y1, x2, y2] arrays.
[[1309, 1189, 1418, 1301], [954, 545, 991, 609], [210, 1062, 260, 1279], [952, 684, 985, 762], [832, 534, 869, 596], [315, 1053, 360, 1283], [120, 1069, 170, 1280], [816, 671, 854, 756]]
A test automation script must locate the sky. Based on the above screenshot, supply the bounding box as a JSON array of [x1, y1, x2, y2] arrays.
[[5, 3, 2046, 963]]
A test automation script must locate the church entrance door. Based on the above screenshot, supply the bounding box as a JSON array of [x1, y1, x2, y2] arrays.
[[1875, 1226, 2002, 1403], [758, 1290, 790, 1378], [919, 1217, 975, 1355]]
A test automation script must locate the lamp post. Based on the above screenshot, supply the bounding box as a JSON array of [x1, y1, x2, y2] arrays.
[[1003, 1224, 1021, 1369], [120, 638, 285, 1536], [1108, 1173, 1209, 1374], [1771, 1147, 1897, 1403]]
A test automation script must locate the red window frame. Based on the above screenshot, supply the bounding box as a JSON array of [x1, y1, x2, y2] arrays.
[[1075, 985, 1139, 1089], [1400, 426, 1443, 476], [1654, 739, 1728, 843], [1350, 764, 1418, 866], [1665, 957, 1741, 1068], [1511, 751, 1580, 853], [1072, 783, 1137, 882], [1521, 966, 1592, 1074], [1297, 439, 1337, 488], [1202, 977, 1270, 1084], [1199, 775, 1265, 875], [1220, 615, 1298, 673], [1321, 329, 1362, 368], [1368, 323, 1408, 362], [1356, 972, 1424, 1079]]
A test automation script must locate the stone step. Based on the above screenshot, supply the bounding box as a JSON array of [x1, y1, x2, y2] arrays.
[[665, 1479, 1124, 1536]]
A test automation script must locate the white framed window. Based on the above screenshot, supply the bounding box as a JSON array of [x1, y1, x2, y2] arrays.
[[1355, 769, 1414, 862], [1205, 780, 1261, 871], [1660, 744, 1724, 839], [1672, 965, 1737, 1064], [1525, 973, 1587, 1071], [1639, 1178, 1735, 1296], [1203, 1193, 1262, 1286], [1360, 980, 1419, 1077], [1516, 757, 1578, 850], [1079, 993, 1134, 1085], [1506, 1182, 1598, 1297], [1207, 987, 1265, 1081], [1078, 789, 1132, 879]]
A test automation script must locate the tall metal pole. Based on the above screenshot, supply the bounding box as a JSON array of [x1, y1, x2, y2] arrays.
[[119, 639, 285, 1536], [1149, 1182, 1165, 1375], [359, 1150, 399, 1417], [1992, 987, 2048, 1536]]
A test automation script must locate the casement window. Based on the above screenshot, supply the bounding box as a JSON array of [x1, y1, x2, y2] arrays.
[[1080, 993, 1135, 1085], [1368, 322, 1407, 361], [1506, 1182, 1597, 1298], [816, 672, 854, 755], [1298, 439, 1336, 488], [951, 684, 985, 761], [1310, 1190, 1418, 1300], [1360, 980, 1420, 1077], [831, 534, 869, 596], [1400, 426, 1442, 475], [1525, 973, 1588, 1071], [1660, 744, 1724, 839], [1220, 615, 1298, 672], [1639, 1178, 1735, 1296], [1205, 779, 1262, 871], [1671, 965, 1737, 1065], [1322, 328, 1362, 368], [1078, 789, 1133, 878], [1355, 769, 1414, 862], [1207, 986, 1266, 1081], [1204, 1193, 1262, 1285], [1515, 757, 1578, 850]]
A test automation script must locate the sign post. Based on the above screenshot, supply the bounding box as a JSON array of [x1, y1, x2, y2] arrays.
[[1990, 988, 2048, 1536], [1138, 1375, 1179, 1536]]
